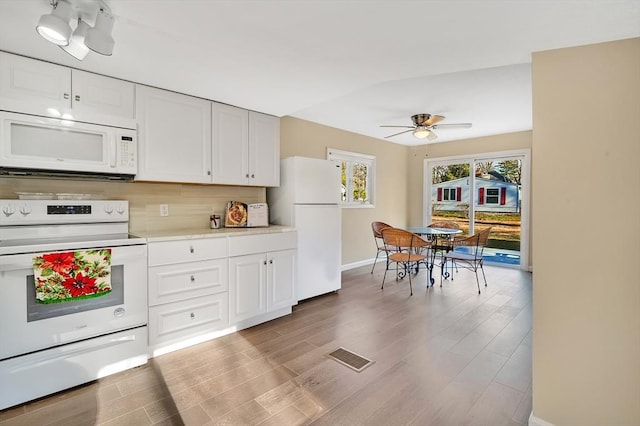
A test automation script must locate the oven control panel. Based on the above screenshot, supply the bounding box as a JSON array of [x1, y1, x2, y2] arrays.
[[47, 204, 93, 215], [0, 200, 129, 225]]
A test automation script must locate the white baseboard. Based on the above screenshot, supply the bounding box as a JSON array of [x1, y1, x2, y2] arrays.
[[529, 412, 555, 426], [341, 257, 377, 271]]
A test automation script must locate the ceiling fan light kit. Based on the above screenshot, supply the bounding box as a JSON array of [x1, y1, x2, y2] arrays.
[[381, 113, 472, 141], [36, 0, 115, 60], [412, 127, 431, 139]]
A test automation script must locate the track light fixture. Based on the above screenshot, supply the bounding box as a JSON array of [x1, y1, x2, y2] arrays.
[[36, 0, 115, 60]]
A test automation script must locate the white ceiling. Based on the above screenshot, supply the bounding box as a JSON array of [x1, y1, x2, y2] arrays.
[[0, 0, 638, 145]]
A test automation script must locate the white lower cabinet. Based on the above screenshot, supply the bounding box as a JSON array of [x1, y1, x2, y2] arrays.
[[229, 253, 268, 323], [148, 258, 228, 305], [147, 231, 296, 356], [229, 250, 296, 325], [266, 249, 296, 312], [147, 237, 229, 356], [228, 232, 297, 326], [148, 292, 229, 350]]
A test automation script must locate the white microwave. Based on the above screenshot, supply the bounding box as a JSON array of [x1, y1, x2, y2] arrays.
[[0, 111, 137, 178]]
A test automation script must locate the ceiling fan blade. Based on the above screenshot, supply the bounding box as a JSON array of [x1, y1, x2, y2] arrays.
[[384, 129, 414, 138], [432, 123, 472, 129], [424, 115, 445, 126], [427, 131, 438, 141], [380, 125, 414, 128]]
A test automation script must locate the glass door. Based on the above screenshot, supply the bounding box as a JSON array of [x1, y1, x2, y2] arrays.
[[429, 160, 472, 235], [473, 156, 523, 266], [425, 149, 530, 269]]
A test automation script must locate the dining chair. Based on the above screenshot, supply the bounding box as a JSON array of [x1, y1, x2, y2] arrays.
[[370, 221, 393, 274], [440, 227, 492, 294], [380, 227, 431, 296]]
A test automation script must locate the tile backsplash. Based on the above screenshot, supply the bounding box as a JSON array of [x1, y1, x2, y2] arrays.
[[0, 176, 265, 234]]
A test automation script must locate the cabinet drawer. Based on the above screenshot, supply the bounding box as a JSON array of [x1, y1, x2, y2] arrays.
[[148, 238, 227, 266], [149, 259, 228, 306], [149, 292, 229, 347], [228, 231, 296, 257]]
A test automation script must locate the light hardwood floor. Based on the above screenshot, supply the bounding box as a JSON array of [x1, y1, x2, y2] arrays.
[[0, 263, 532, 426]]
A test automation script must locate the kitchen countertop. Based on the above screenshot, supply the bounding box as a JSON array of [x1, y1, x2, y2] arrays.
[[133, 225, 296, 243]]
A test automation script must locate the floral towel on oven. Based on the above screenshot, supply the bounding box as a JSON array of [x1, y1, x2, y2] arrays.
[[32, 249, 112, 304]]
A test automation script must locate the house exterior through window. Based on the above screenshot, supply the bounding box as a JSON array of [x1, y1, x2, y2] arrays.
[[327, 148, 375, 207], [434, 179, 517, 212]]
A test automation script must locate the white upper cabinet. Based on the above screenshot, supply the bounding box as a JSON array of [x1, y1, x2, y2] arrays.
[[0, 52, 279, 187], [211, 102, 249, 185], [135, 85, 212, 183], [0, 51, 134, 128], [212, 102, 280, 187], [0, 52, 70, 113], [70, 70, 134, 120], [249, 111, 280, 187]]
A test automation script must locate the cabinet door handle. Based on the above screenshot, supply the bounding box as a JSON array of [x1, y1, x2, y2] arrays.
[[269, 259, 273, 264], [190, 312, 195, 319], [263, 260, 267, 265], [207, 170, 211, 176], [251, 174, 255, 178], [189, 246, 195, 253], [246, 173, 250, 178], [190, 275, 195, 283], [75, 95, 80, 101], [63, 93, 70, 100]]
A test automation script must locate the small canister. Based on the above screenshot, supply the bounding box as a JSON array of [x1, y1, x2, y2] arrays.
[[210, 214, 221, 229]]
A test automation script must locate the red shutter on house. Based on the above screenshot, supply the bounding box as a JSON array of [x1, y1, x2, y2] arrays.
[[437, 187, 443, 201], [500, 187, 507, 205], [456, 187, 462, 201], [478, 188, 484, 205]]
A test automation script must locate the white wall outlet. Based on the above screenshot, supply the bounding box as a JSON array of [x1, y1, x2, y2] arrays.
[[159, 204, 169, 217]]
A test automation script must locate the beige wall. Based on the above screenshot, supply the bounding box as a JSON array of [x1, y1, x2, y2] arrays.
[[0, 177, 264, 235], [531, 38, 640, 425], [280, 116, 409, 266]]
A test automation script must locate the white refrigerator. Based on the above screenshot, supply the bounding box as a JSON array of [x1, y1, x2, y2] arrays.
[[267, 156, 342, 302]]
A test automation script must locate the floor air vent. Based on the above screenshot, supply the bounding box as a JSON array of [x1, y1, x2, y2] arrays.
[[327, 347, 374, 372]]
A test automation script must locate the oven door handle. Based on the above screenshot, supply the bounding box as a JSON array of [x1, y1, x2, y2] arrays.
[[3, 330, 140, 371]]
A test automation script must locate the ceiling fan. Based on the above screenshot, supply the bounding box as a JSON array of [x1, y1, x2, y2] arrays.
[[380, 114, 472, 141]]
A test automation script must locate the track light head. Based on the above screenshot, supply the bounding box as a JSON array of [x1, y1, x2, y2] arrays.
[[60, 19, 90, 60], [85, 8, 115, 56], [36, 0, 73, 45]]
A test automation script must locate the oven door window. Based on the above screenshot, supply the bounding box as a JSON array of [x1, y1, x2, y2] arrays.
[[26, 265, 124, 322]]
